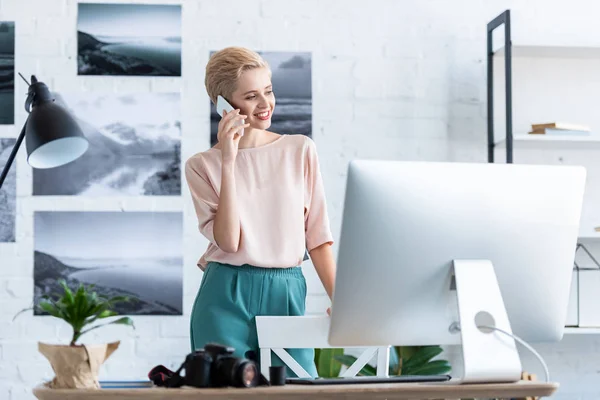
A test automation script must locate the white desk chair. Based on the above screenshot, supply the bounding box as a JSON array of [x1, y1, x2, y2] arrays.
[[255, 315, 390, 381]]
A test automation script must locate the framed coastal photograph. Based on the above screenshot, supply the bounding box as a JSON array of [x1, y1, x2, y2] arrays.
[[32, 92, 181, 196], [33, 211, 183, 316], [77, 3, 181, 76], [0, 138, 16, 242], [0, 21, 14, 124], [210, 51, 312, 147]]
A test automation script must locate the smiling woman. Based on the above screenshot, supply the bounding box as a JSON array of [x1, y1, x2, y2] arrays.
[[209, 50, 313, 147], [185, 46, 334, 379]]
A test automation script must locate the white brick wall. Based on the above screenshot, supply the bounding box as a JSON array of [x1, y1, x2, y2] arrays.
[[0, 0, 599, 399]]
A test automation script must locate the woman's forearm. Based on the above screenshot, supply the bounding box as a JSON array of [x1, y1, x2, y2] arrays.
[[309, 243, 336, 299], [213, 162, 241, 253]]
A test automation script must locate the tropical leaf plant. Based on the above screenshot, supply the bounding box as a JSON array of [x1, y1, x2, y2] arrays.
[[314, 348, 345, 377], [331, 345, 451, 377], [14, 279, 136, 346]]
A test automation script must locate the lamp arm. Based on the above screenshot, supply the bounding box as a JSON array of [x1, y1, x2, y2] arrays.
[[0, 121, 27, 189]]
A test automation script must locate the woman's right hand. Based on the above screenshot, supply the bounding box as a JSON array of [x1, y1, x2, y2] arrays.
[[217, 109, 250, 164]]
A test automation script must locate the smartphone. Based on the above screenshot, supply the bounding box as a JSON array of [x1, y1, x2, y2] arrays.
[[216, 95, 245, 136]]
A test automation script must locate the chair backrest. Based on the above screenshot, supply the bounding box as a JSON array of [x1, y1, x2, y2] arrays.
[[255, 315, 390, 380]]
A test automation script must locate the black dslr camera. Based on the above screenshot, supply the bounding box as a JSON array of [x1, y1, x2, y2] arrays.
[[185, 343, 260, 388], [150, 343, 260, 388]]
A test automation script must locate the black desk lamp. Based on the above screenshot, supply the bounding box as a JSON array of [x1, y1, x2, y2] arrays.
[[0, 74, 88, 189]]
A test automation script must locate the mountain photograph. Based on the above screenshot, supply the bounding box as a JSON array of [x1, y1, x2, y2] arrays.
[[32, 93, 181, 196], [0, 21, 14, 124], [0, 138, 15, 242], [34, 211, 183, 316], [77, 3, 181, 76]]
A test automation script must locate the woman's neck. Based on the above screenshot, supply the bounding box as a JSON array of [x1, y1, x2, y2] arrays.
[[238, 128, 274, 149]]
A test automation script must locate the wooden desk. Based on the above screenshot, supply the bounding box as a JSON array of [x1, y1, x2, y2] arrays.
[[33, 380, 558, 400]]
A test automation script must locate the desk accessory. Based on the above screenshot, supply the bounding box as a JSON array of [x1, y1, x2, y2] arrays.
[[14, 279, 135, 389]]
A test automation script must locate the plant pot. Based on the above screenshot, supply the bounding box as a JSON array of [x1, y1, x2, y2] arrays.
[[38, 341, 120, 389]]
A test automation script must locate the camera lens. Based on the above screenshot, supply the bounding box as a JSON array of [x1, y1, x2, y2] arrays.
[[215, 357, 260, 387], [240, 363, 258, 387]]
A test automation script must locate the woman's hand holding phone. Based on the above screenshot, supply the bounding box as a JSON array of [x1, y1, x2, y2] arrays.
[[217, 109, 250, 164]]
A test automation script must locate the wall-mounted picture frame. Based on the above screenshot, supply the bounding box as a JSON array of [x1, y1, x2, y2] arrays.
[[77, 3, 181, 76], [33, 92, 181, 196], [34, 211, 183, 316]]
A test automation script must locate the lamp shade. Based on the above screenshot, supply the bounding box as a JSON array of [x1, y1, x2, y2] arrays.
[[24, 77, 88, 169]]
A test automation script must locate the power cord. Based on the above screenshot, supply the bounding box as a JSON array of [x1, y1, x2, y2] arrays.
[[476, 324, 550, 384], [451, 321, 550, 392]]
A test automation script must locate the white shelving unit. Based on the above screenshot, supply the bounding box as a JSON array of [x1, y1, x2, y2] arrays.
[[490, 15, 600, 333], [492, 40, 600, 244]]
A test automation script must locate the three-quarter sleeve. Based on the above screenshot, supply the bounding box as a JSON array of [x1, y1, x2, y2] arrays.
[[304, 138, 334, 252], [185, 156, 219, 246]]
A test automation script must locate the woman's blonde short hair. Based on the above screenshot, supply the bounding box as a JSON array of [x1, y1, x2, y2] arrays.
[[205, 47, 271, 105]]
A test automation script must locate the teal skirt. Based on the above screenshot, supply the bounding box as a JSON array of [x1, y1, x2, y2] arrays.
[[190, 261, 318, 378]]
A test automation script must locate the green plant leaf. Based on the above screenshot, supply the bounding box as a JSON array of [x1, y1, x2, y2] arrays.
[[39, 301, 61, 318], [333, 354, 356, 368], [97, 310, 118, 319], [317, 348, 344, 378], [404, 360, 452, 376], [332, 355, 376, 376], [47, 299, 70, 319], [58, 279, 75, 306], [361, 364, 376, 376], [79, 317, 136, 337], [108, 316, 135, 328], [395, 346, 421, 363], [107, 296, 131, 304], [402, 346, 444, 370], [12, 306, 34, 321]]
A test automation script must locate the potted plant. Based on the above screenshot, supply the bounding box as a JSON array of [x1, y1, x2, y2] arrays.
[[14, 279, 136, 389]]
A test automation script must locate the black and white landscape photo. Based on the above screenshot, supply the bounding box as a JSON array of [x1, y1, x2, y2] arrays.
[[0, 22, 14, 124], [0, 139, 16, 242], [34, 211, 183, 316], [210, 51, 312, 147], [77, 3, 181, 76], [33, 93, 181, 196]]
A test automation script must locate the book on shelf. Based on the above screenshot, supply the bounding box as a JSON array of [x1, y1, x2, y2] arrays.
[[531, 122, 591, 132]]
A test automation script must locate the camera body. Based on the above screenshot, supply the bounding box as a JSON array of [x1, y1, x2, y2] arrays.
[[184, 343, 260, 388]]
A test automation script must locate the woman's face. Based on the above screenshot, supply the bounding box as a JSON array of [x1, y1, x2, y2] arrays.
[[229, 67, 275, 131]]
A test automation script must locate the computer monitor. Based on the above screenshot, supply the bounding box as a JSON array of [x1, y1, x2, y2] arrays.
[[328, 160, 586, 383]]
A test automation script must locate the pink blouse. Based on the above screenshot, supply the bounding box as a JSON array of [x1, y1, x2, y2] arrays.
[[185, 134, 334, 270]]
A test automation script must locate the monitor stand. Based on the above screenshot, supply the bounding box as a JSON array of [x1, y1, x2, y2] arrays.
[[451, 260, 523, 383]]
